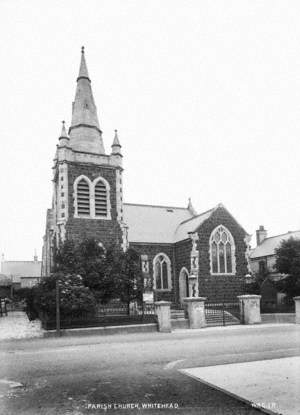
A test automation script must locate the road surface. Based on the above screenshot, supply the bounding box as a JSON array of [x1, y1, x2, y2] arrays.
[[1, 324, 299, 414]]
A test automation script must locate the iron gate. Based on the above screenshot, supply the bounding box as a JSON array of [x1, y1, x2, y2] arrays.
[[205, 297, 242, 326]]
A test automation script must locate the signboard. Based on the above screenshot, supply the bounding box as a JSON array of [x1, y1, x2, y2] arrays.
[[143, 292, 154, 303]]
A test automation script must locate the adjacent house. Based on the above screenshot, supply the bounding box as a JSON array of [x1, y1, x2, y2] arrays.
[[250, 226, 300, 279], [250, 226, 300, 309], [1, 254, 42, 291]]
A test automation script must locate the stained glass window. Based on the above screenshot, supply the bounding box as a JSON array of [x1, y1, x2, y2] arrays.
[[210, 226, 235, 274]]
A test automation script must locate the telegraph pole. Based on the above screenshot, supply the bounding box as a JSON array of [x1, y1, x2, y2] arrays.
[[56, 280, 61, 336]]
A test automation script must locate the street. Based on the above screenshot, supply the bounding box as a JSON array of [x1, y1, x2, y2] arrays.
[[1, 324, 300, 414]]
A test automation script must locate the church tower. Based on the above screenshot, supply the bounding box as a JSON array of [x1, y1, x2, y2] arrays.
[[42, 48, 127, 275]]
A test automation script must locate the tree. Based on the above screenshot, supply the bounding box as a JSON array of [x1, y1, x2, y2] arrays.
[[54, 238, 143, 306], [113, 248, 144, 312], [25, 273, 96, 320], [54, 238, 115, 303], [275, 237, 300, 297]]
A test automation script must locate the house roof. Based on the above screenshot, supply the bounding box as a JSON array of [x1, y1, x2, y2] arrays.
[[250, 230, 300, 259], [123, 203, 194, 243], [0, 274, 12, 286], [1, 261, 42, 278]]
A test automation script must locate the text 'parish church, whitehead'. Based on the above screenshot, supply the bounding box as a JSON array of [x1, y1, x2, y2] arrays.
[[42, 48, 251, 304]]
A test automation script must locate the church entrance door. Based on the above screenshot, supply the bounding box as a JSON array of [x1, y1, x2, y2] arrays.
[[179, 268, 189, 305]]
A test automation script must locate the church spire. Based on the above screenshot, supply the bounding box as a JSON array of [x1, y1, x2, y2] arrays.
[[77, 46, 90, 80], [69, 47, 105, 154]]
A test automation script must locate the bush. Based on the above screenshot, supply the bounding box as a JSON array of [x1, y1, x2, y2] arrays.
[[26, 273, 96, 320]]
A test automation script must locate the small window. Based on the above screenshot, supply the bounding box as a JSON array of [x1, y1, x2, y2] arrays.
[[60, 176, 64, 181], [61, 192, 64, 197], [259, 260, 266, 275]]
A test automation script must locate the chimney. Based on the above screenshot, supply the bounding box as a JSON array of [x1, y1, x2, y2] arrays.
[[256, 225, 267, 246]]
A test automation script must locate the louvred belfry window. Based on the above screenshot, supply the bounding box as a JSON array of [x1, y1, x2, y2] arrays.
[[210, 225, 236, 274], [95, 180, 107, 217], [77, 178, 90, 216]]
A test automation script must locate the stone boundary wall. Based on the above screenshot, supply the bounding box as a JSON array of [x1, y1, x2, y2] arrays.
[[261, 313, 295, 324]]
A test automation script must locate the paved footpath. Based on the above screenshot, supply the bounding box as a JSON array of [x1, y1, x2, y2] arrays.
[[0, 311, 44, 340], [182, 356, 300, 415]]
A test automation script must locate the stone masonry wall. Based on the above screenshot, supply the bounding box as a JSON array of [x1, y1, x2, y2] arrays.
[[197, 206, 248, 302], [129, 243, 175, 303], [174, 239, 192, 303], [65, 162, 123, 247]]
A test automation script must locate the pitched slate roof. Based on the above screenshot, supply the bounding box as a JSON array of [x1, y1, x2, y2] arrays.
[[174, 208, 215, 242], [123, 203, 194, 243], [1, 261, 42, 277], [250, 230, 300, 259], [0, 274, 12, 286]]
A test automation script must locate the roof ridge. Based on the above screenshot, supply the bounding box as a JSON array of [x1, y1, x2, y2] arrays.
[[2, 260, 42, 263], [124, 202, 189, 210], [177, 207, 214, 226], [262, 230, 300, 242]]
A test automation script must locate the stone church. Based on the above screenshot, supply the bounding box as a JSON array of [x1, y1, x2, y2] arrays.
[[42, 48, 251, 304]]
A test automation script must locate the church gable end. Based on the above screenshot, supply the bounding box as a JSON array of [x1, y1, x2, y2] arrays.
[[196, 205, 249, 301]]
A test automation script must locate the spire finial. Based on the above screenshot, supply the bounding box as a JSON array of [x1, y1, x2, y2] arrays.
[[59, 120, 69, 143], [111, 129, 122, 155], [188, 197, 197, 216], [77, 46, 90, 80]]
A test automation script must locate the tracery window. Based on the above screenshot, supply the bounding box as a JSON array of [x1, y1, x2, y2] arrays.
[[210, 225, 236, 275], [153, 253, 171, 290]]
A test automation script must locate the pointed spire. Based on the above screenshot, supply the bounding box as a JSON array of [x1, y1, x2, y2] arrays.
[[111, 129, 122, 155], [188, 197, 197, 216], [58, 121, 69, 146], [59, 121, 68, 138], [77, 46, 90, 81], [113, 129, 121, 146], [69, 47, 105, 154]]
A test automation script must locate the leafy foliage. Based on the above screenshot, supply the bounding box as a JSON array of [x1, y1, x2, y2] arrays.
[[25, 273, 96, 319], [275, 237, 300, 297], [25, 239, 143, 320]]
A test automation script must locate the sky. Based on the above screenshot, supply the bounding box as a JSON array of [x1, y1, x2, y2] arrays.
[[0, 0, 299, 260]]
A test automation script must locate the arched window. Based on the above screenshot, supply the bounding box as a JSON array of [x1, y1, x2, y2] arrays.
[[209, 225, 236, 275], [93, 177, 111, 219], [73, 175, 111, 219], [94, 179, 108, 217], [76, 177, 91, 216], [153, 253, 172, 290]]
